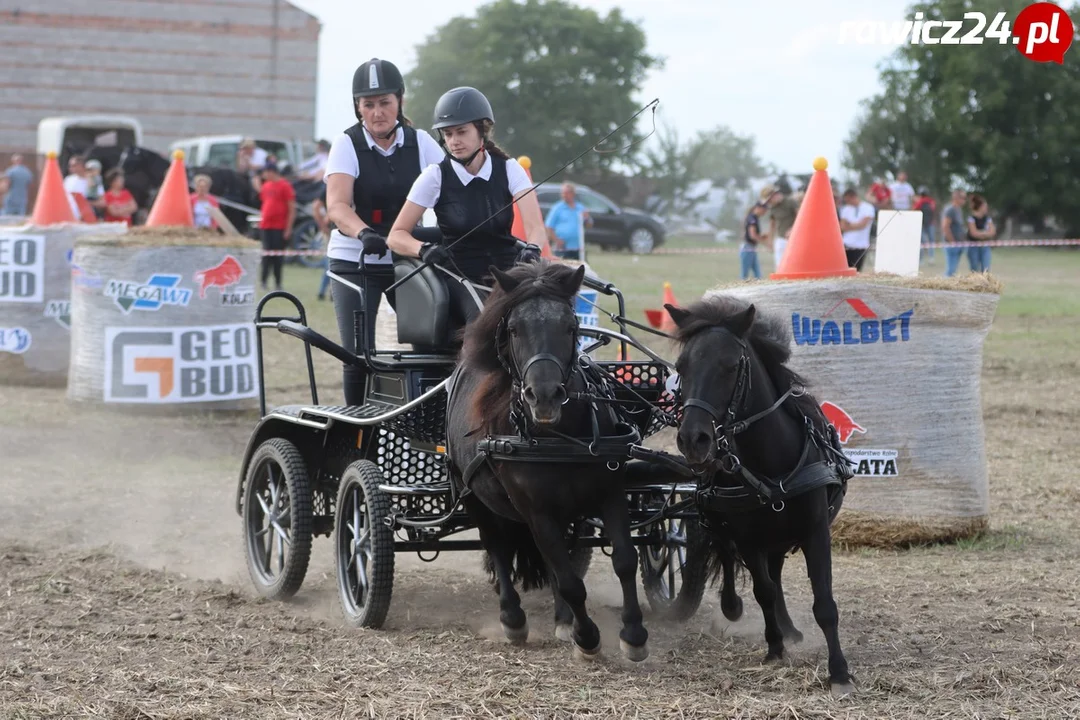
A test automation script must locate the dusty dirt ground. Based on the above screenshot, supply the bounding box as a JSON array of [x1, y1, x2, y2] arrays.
[[3, 300, 1080, 719]]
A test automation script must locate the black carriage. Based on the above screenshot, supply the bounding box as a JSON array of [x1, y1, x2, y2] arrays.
[[235, 256, 707, 628]]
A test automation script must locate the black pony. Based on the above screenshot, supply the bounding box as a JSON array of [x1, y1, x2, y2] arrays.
[[666, 295, 855, 697], [445, 261, 649, 662]]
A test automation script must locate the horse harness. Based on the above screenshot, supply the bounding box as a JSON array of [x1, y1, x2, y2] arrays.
[[458, 303, 642, 487], [678, 327, 853, 516]]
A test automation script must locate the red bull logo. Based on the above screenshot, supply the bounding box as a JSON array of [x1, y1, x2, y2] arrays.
[[820, 401, 866, 444], [819, 400, 898, 477], [194, 255, 245, 299], [793, 297, 913, 346]]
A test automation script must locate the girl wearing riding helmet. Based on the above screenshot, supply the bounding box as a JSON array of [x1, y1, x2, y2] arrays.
[[388, 86, 548, 325], [324, 58, 446, 406]]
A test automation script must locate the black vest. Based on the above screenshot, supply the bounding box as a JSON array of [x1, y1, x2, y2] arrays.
[[344, 124, 421, 235], [434, 154, 518, 282]]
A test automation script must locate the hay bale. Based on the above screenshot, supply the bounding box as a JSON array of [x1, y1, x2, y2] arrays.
[[0, 222, 127, 387], [67, 229, 264, 412], [713, 273, 1001, 547]]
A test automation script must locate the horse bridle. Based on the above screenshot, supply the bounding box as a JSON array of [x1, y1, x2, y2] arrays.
[[495, 303, 580, 415], [678, 327, 803, 474]]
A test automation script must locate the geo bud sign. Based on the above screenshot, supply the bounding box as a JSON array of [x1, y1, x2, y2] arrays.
[[103, 322, 259, 403], [0, 234, 45, 303]]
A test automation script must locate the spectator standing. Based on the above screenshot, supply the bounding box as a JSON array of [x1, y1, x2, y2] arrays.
[[190, 174, 221, 230], [940, 189, 968, 277], [888, 171, 915, 210], [544, 182, 591, 260], [741, 202, 768, 279], [257, 161, 295, 291], [866, 177, 892, 210], [760, 183, 799, 270], [298, 139, 331, 182], [101, 169, 136, 225], [839, 188, 875, 271], [966, 193, 995, 273], [1, 154, 33, 216], [912, 186, 936, 261]]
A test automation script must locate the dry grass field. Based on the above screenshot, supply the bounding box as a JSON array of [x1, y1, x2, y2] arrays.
[[1, 246, 1078, 718]]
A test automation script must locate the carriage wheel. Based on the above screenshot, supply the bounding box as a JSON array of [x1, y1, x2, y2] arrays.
[[639, 495, 707, 622], [242, 438, 313, 600], [334, 460, 395, 629]]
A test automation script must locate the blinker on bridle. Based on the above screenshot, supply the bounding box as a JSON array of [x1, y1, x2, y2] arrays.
[[496, 299, 580, 404], [677, 326, 804, 471]]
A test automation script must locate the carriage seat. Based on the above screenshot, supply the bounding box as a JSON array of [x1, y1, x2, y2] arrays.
[[393, 258, 459, 353]]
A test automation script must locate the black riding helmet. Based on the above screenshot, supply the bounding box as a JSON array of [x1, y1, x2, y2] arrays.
[[432, 87, 495, 165], [352, 58, 406, 135]]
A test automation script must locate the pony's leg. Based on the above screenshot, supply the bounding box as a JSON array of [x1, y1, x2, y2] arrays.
[[474, 513, 528, 645], [769, 551, 803, 643], [744, 547, 786, 663], [528, 516, 601, 659], [719, 545, 743, 622], [801, 520, 855, 696], [599, 494, 648, 662], [550, 568, 574, 642]]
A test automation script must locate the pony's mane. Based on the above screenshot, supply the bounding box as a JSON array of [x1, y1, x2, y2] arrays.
[[461, 261, 582, 431], [671, 295, 825, 423]]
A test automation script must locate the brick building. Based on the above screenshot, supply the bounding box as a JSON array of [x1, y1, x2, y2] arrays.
[[0, 0, 321, 161]]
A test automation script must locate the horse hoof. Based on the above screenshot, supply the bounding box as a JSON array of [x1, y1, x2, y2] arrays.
[[502, 621, 529, 646], [554, 623, 573, 643], [573, 642, 602, 662], [831, 681, 856, 698], [763, 651, 783, 664], [722, 598, 743, 622], [619, 639, 649, 663]]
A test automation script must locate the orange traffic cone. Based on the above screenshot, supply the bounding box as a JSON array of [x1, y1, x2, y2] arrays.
[[660, 281, 678, 333], [770, 157, 857, 279], [511, 156, 554, 259], [643, 281, 678, 332], [30, 151, 77, 225], [145, 150, 195, 227]]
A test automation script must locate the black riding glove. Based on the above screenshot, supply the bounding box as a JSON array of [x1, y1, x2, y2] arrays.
[[517, 243, 542, 265], [419, 242, 453, 267], [358, 228, 388, 258]]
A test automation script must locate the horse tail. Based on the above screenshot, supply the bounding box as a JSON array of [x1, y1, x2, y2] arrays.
[[701, 531, 746, 588], [480, 514, 550, 593]]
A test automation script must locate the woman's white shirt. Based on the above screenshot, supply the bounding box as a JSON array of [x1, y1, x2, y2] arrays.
[[324, 125, 445, 264], [406, 154, 532, 209]]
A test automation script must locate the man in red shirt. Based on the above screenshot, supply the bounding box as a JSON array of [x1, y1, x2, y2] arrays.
[[257, 161, 295, 290]]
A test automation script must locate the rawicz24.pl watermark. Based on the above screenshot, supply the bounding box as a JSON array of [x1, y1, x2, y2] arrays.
[[837, 3, 1075, 63]]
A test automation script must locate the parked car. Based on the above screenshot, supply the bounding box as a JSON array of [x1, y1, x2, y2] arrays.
[[534, 182, 666, 254], [168, 135, 313, 174]]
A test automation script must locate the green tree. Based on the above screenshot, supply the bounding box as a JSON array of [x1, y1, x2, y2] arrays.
[[637, 115, 771, 217], [405, 0, 661, 178], [844, 0, 1080, 232]]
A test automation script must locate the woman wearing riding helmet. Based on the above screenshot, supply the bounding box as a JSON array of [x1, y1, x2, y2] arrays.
[[324, 57, 446, 405], [388, 86, 548, 325]]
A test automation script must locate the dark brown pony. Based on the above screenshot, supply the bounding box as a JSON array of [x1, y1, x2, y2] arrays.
[[445, 260, 649, 661], [667, 295, 855, 696]]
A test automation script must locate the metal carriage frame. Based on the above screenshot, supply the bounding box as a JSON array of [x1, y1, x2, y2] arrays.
[[235, 263, 707, 628]]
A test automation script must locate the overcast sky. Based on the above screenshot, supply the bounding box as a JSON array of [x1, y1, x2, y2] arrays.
[[290, 0, 914, 177]]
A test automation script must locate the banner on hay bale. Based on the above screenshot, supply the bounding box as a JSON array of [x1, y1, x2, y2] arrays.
[[715, 276, 1000, 544], [0, 222, 127, 386], [67, 228, 263, 410]]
